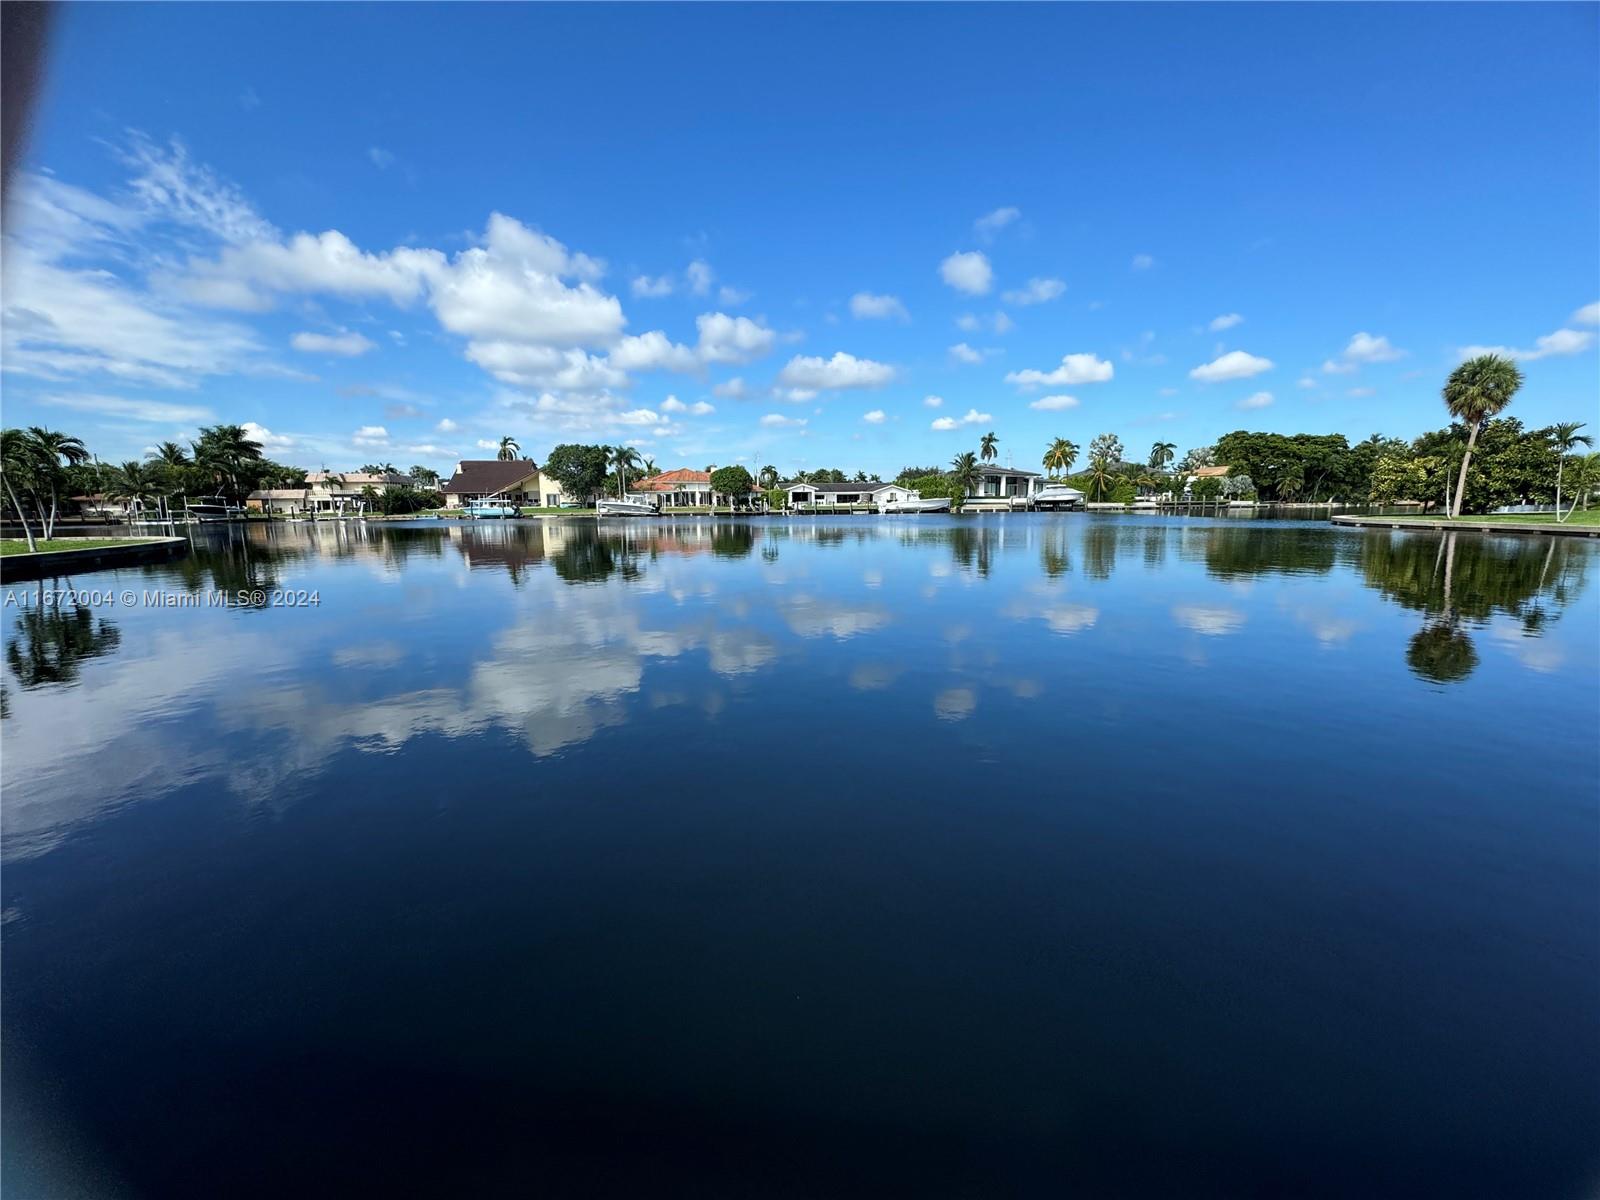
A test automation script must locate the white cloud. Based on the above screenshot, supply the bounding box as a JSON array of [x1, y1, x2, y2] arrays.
[[776, 351, 895, 390], [242, 421, 296, 450], [1574, 302, 1600, 326], [849, 291, 909, 321], [119, 132, 278, 245], [436, 418, 458, 432], [862, 409, 886, 424], [713, 377, 750, 399], [467, 342, 627, 390], [1236, 391, 1274, 410], [1131, 253, 1155, 271], [353, 425, 390, 445], [974, 206, 1020, 240], [1459, 328, 1596, 361], [993, 311, 1015, 335], [1297, 376, 1316, 389], [1340, 331, 1405, 364], [290, 328, 375, 356], [1321, 359, 1357, 375], [660, 396, 713, 415], [1005, 352, 1114, 387], [1346, 387, 1375, 398], [1209, 313, 1243, 331], [718, 285, 750, 306], [940, 250, 993, 296], [923, 394, 944, 408], [686, 259, 714, 296], [695, 312, 775, 364], [368, 147, 396, 170], [38, 392, 214, 424], [931, 407, 989, 431], [1028, 394, 1079, 411], [948, 342, 984, 365], [689, 400, 714, 415], [631, 274, 674, 298], [1189, 350, 1273, 383], [609, 330, 698, 373], [760, 413, 807, 428], [1002, 277, 1065, 306]]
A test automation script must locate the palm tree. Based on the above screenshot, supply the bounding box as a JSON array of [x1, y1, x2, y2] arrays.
[[1550, 422, 1593, 522], [410, 465, 441, 488], [1278, 470, 1304, 501], [609, 445, 640, 498], [1133, 471, 1161, 497], [642, 457, 658, 477], [980, 431, 999, 463], [949, 451, 980, 509], [1442, 354, 1523, 517], [148, 441, 190, 468], [1086, 458, 1124, 502], [25, 427, 88, 538], [758, 464, 779, 489], [1563, 451, 1600, 516], [106, 460, 162, 518], [1042, 437, 1078, 479], [192, 424, 264, 502], [1149, 441, 1176, 471], [497, 436, 521, 462], [1, 428, 43, 551]]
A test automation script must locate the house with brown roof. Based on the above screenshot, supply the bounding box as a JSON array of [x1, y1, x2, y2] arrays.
[[440, 459, 567, 509]]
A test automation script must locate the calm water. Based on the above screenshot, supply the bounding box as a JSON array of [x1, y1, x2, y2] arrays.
[[3, 516, 1596, 1198]]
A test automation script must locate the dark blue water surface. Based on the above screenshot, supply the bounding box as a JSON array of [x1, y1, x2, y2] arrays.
[[3, 516, 1597, 1198]]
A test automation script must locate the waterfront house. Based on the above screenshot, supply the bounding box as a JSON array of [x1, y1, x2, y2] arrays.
[[247, 470, 419, 515], [784, 481, 916, 508], [441, 460, 567, 509], [969, 464, 1047, 501], [631, 468, 763, 509]]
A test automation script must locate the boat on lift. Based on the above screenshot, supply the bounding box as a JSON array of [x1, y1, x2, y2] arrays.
[[1032, 485, 1087, 511], [879, 496, 951, 514], [464, 502, 519, 519]]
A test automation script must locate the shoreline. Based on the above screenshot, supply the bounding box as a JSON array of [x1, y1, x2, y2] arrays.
[[1330, 514, 1599, 538]]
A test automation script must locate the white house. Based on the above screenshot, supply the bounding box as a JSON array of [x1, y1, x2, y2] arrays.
[[967, 464, 1047, 501], [247, 470, 419, 515], [784, 481, 915, 508]]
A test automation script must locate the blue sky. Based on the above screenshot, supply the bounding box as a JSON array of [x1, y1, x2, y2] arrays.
[[4, 3, 1596, 477]]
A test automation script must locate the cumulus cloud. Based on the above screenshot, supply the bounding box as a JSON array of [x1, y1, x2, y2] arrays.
[[1236, 391, 1274, 410], [467, 342, 627, 390], [631, 274, 674, 298], [713, 376, 751, 399], [1189, 350, 1273, 383], [923, 394, 944, 408], [1209, 313, 1243, 331], [695, 312, 775, 364], [437, 418, 459, 432], [940, 251, 993, 296], [686, 259, 714, 296], [974, 206, 1020, 240], [242, 421, 296, 450], [1005, 352, 1114, 387], [760, 413, 807, 428], [353, 425, 390, 445], [1574, 302, 1600, 326], [660, 395, 713, 415], [1028, 394, 1079, 411], [290, 328, 375, 356], [931, 407, 990, 431], [1002, 277, 1065, 306], [1459, 328, 1596, 361], [849, 291, 909, 321], [1340, 331, 1405, 364], [862, 409, 886, 424], [948, 343, 985, 365], [776, 351, 895, 390]]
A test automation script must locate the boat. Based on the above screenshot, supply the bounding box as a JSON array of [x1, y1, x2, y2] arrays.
[[465, 503, 519, 519], [880, 496, 950, 514], [1032, 485, 1087, 511], [184, 496, 246, 522], [596, 498, 660, 517]]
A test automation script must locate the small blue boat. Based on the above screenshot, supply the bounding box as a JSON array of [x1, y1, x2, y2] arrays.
[[464, 503, 519, 519]]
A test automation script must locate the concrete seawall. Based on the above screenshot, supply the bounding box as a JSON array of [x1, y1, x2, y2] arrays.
[[1330, 514, 1599, 538], [0, 537, 190, 582]]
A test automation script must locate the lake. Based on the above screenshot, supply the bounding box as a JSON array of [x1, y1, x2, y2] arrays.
[[3, 515, 1596, 1198]]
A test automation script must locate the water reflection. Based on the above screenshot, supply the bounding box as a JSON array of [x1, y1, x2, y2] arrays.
[[5, 604, 122, 690]]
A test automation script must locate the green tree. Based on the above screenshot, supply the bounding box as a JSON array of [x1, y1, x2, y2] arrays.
[[1085, 457, 1125, 502], [608, 445, 641, 498], [409, 465, 441, 488], [542, 444, 611, 502], [1149, 441, 1176, 470], [497, 436, 522, 462], [757, 464, 779, 489], [1550, 422, 1593, 522], [980, 431, 999, 462], [948, 451, 980, 510], [1442, 353, 1523, 517], [1088, 432, 1123, 468], [106, 460, 161, 510], [192, 424, 264, 502], [1043, 437, 1078, 478], [709, 464, 755, 505], [1, 429, 45, 551], [23, 427, 89, 538]]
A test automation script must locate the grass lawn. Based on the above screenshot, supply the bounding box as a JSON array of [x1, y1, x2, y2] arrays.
[[0, 537, 153, 556], [1446, 510, 1600, 527]]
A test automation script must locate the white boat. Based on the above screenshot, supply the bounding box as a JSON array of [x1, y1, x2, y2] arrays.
[[465, 503, 519, 519], [184, 496, 246, 522], [1032, 485, 1087, 510], [596, 498, 660, 517], [880, 496, 950, 514]]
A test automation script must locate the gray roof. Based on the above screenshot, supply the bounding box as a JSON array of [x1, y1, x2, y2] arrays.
[[977, 464, 1039, 477], [786, 481, 895, 494]]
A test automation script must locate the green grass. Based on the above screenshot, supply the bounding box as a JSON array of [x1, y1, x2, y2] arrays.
[[0, 537, 155, 556], [1441, 510, 1600, 527]]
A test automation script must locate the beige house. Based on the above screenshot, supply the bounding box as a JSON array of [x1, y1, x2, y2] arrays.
[[441, 460, 568, 509], [247, 470, 418, 515]]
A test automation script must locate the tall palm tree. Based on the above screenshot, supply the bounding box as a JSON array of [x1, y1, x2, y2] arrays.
[[1042, 437, 1079, 479], [106, 460, 161, 516], [1149, 441, 1176, 471], [1086, 458, 1124, 502], [1563, 451, 1600, 517], [1550, 422, 1593, 522], [1, 428, 43, 551], [609, 445, 640, 498], [497, 436, 521, 462], [642, 457, 658, 477], [1442, 354, 1523, 517], [949, 451, 980, 508], [979, 431, 999, 463], [1133, 471, 1161, 496], [25, 427, 88, 538], [1278, 470, 1304, 501], [192, 424, 264, 502], [757, 464, 779, 489], [148, 441, 190, 468]]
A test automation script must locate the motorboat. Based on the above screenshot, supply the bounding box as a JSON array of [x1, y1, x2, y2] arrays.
[[596, 497, 660, 517], [184, 496, 246, 522], [1032, 485, 1087, 510], [465, 503, 519, 519], [879, 496, 950, 514]]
